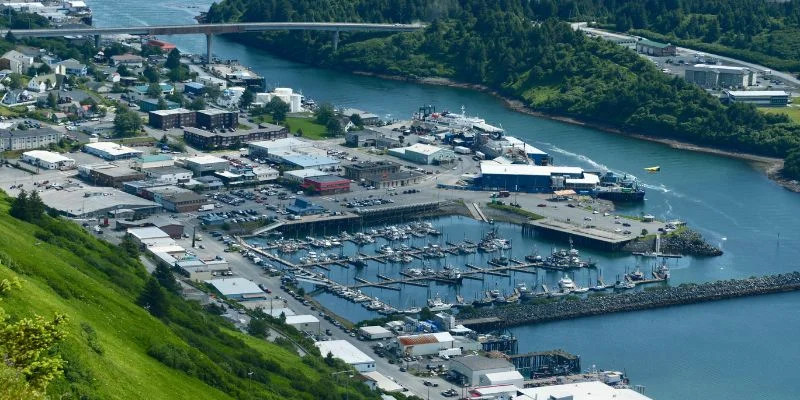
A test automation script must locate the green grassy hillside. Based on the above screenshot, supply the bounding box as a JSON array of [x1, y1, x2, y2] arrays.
[[0, 193, 377, 400]]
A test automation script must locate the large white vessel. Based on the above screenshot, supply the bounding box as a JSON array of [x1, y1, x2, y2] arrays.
[[414, 105, 504, 135], [427, 293, 453, 312], [559, 274, 577, 291]]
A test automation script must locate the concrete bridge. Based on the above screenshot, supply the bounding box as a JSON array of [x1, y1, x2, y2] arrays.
[[2, 22, 425, 62]]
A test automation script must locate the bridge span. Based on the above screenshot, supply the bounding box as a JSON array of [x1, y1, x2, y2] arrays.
[[2, 22, 425, 62]]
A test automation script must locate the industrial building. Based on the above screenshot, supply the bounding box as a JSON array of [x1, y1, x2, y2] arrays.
[[341, 108, 380, 125], [515, 381, 652, 400], [478, 162, 587, 193], [723, 90, 789, 107], [174, 258, 231, 282], [134, 154, 175, 169], [248, 137, 311, 159], [138, 98, 180, 113], [183, 124, 288, 150], [1, 128, 63, 151], [363, 171, 424, 189], [286, 198, 326, 216], [482, 136, 551, 165], [78, 163, 146, 187], [83, 142, 143, 160], [635, 39, 676, 56], [449, 355, 516, 386], [389, 143, 457, 165], [126, 226, 173, 248], [284, 168, 328, 184], [358, 326, 394, 340], [148, 108, 196, 130], [254, 88, 303, 113], [38, 187, 161, 218], [183, 82, 205, 96], [315, 340, 376, 373], [684, 64, 757, 88], [196, 109, 238, 130], [115, 215, 185, 238], [205, 278, 267, 301], [345, 129, 404, 149], [143, 166, 193, 184], [21, 150, 75, 170], [278, 152, 340, 169], [182, 155, 229, 176], [302, 175, 351, 195], [284, 315, 320, 332], [343, 161, 401, 180], [394, 332, 455, 357], [147, 186, 208, 212]]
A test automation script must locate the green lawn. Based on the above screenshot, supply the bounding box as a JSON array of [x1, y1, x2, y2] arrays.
[[255, 115, 329, 140], [760, 106, 800, 124]]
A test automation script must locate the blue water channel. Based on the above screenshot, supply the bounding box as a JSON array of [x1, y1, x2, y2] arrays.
[[87, 3, 800, 398]]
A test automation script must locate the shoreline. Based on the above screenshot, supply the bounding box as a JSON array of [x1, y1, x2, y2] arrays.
[[352, 71, 800, 193]]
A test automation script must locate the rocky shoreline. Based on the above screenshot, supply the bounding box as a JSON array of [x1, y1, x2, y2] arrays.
[[621, 228, 723, 257], [351, 71, 796, 193], [458, 272, 800, 328]]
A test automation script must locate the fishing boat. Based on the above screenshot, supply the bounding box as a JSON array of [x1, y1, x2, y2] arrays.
[[490, 256, 509, 266], [472, 293, 494, 307], [525, 251, 543, 263], [655, 261, 670, 280], [558, 275, 577, 291], [594, 172, 645, 202], [614, 279, 635, 290], [366, 299, 384, 311], [626, 267, 645, 281], [427, 293, 453, 312]]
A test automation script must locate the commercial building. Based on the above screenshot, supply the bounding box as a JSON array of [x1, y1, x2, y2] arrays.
[[183, 124, 288, 150], [284, 168, 328, 184], [315, 340, 376, 373], [182, 155, 229, 176], [684, 64, 757, 88], [286, 198, 326, 216], [126, 226, 172, 248], [115, 215, 184, 238], [248, 137, 311, 158], [279, 152, 340, 170], [83, 142, 143, 160], [38, 187, 161, 218], [389, 143, 457, 165], [302, 175, 350, 195], [478, 162, 587, 193], [723, 90, 789, 107], [135, 154, 175, 169], [21, 150, 75, 170], [515, 381, 653, 400], [358, 326, 394, 340], [341, 108, 380, 125], [635, 39, 676, 56], [205, 278, 267, 301], [138, 98, 180, 113], [175, 258, 231, 282], [196, 109, 238, 130], [284, 315, 320, 332], [215, 166, 279, 185], [394, 332, 455, 357], [363, 171, 424, 189], [147, 186, 208, 212], [0, 128, 63, 151], [343, 161, 400, 180], [148, 108, 196, 130], [143, 166, 193, 184], [78, 163, 146, 187], [448, 355, 516, 386], [183, 82, 205, 96]]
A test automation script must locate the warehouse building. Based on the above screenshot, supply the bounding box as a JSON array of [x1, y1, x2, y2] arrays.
[[196, 109, 238, 130], [183, 82, 205, 95], [284, 168, 328, 184], [83, 142, 143, 160], [449, 355, 516, 386], [358, 326, 394, 340], [285, 315, 320, 332], [389, 143, 457, 165], [126, 226, 173, 248], [341, 108, 380, 125], [115, 215, 184, 238], [147, 186, 208, 212], [148, 108, 196, 130], [143, 166, 193, 184], [1, 128, 63, 151], [684, 64, 757, 89], [182, 155, 229, 176], [302, 175, 350, 195], [478, 162, 587, 193], [516, 381, 653, 400], [248, 137, 311, 158], [183, 124, 288, 150], [723, 90, 789, 107], [363, 171, 424, 189], [21, 150, 75, 170], [134, 154, 175, 169], [78, 163, 146, 187], [138, 98, 180, 113], [205, 278, 267, 301], [394, 332, 455, 357], [279, 152, 340, 169], [635, 39, 676, 56], [315, 340, 376, 373], [39, 187, 161, 218], [343, 161, 400, 180]]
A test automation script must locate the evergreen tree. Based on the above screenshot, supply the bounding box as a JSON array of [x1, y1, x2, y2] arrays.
[[137, 277, 168, 318], [325, 118, 343, 137], [247, 317, 268, 337], [47, 92, 58, 109], [188, 97, 206, 111], [146, 82, 163, 98], [315, 103, 335, 125], [239, 87, 255, 109], [26, 191, 45, 222], [165, 48, 181, 70], [9, 190, 29, 221], [119, 235, 140, 258], [153, 264, 180, 294]]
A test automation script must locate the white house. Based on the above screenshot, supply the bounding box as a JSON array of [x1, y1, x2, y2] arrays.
[[27, 74, 57, 93]]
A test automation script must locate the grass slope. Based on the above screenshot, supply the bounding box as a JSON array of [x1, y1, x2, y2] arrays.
[[760, 107, 800, 124]]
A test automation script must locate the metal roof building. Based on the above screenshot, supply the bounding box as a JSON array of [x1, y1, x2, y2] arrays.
[[516, 380, 652, 400], [449, 355, 515, 386], [395, 332, 454, 356], [723, 90, 789, 107], [83, 142, 143, 160], [21, 150, 75, 170], [205, 278, 266, 301], [315, 340, 376, 372]]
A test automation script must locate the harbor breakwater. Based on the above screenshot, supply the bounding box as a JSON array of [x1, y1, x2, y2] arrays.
[[458, 272, 800, 328]]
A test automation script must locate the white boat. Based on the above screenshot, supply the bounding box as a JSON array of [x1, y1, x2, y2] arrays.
[[656, 262, 670, 280], [378, 245, 394, 255], [572, 286, 590, 294], [402, 307, 421, 314], [366, 300, 383, 311], [558, 275, 576, 291], [615, 280, 635, 290], [427, 293, 453, 311]]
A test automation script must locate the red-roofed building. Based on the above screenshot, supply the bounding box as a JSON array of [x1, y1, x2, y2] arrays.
[[302, 174, 350, 195], [394, 332, 454, 356], [146, 39, 177, 52]]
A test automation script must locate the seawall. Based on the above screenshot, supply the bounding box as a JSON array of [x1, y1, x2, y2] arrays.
[[458, 272, 800, 328]]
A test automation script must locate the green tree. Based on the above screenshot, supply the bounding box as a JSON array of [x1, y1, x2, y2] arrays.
[[296, 128, 304, 137], [46, 92, 58, 109], [315, 103, 335, 125], [7, 73, 24, 90], [153, 264, 180, 294], [113, 106, 142, 137], [239, 87, 255, 109], [349, 113, 363, 127], [784, 147, 800, 179], [188, 96, 206, 111], [247, 317, 268, 337], [157, 97, 168, 110], [143, 65, 160, 83], [137, 277, 168, 318], [9, 190, 29, 221], [116, 64, 132, 77], [165, 48, 181, 69], [36, 63, 51, 75], [146, 82, 163, 98], [119, 234, 140, 258], [269, 96, 290, 122], [205, 84, 221, 100], [325, 118, 343, 137]]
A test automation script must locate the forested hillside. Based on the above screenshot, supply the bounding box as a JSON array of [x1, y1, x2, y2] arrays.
[[205, 0, 800, 178], [0, 192, 379, 400]]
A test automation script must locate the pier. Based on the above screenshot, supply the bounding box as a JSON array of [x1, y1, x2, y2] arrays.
[[457, 272, 800, 328], [510, 350, 581, 379], [523, 219, 635, 251]]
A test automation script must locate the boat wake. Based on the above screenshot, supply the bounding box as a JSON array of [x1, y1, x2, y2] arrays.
[[547, 145, 615, 172]]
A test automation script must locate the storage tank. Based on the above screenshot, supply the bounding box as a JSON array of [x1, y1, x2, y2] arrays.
[[274, 87, 293, 96], [290, 93, 302, 112]]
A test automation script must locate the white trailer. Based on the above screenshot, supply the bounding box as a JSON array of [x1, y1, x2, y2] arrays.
[[454, 146, 472, 155], [200, 204, 215, 211]]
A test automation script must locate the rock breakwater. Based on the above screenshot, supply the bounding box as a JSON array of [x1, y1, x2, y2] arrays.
[[458, 272, 800, 328]]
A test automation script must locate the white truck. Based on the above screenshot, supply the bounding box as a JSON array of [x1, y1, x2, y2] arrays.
[[454, 146, 472, 155], [200, 204, 215, 211]]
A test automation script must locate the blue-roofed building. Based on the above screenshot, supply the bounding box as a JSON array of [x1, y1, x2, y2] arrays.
[[279, 153, 340, 169], [286, 198, 326, 216], [184, 82, 206, 95], [134, 83, 175, 96]]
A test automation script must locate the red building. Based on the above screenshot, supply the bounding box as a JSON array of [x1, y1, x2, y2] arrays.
[[146, 39, 177, 52], [302, 175, 351, 195]]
